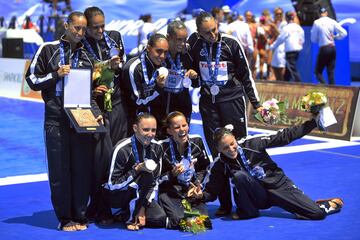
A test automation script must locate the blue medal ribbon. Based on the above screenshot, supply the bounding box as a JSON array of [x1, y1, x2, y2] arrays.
[[166, 53, 185, 78], [169, 138, 194, 185], [82, 32, 117, 61], [131, 135, 141, 164], [140, 52, 158, 86], [237, 146, 266, 179], [202, 41, 222, 86], [165, 52, 185, 92], [57, 41, 80, 95]]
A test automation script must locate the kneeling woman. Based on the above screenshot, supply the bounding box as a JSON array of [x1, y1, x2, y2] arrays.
[[158, 111, 211, 229], [105, 112, 166, 230], [193, 117, 343, 220]]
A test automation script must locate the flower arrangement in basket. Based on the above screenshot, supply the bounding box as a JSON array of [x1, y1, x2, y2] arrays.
[[178, 199, 212, 234], [300, 90, 328, 114], [254, 98, 287, 125], [92, 61, 114, 111]]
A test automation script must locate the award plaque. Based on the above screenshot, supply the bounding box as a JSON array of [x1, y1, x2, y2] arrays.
[[63, 68, 106, 133]]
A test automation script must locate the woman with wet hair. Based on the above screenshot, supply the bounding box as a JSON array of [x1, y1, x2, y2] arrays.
[[82, 6, 128, 225], [192, 116, 343, 220], [122, 33, 169, 136], [105, 112, 167, 231], [158, 111, 210, 229]]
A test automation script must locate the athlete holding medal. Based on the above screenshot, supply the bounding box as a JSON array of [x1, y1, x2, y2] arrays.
[[122, 33, 168, 136], [188, 11, 263, 216], [82, 6, 128, 226], [160, 20, 199, 126]]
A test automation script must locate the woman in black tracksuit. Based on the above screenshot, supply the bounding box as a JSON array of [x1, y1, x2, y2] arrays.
[[82, 6, 128, 225], [121, 33, 168, 137], [188, 11, 263, 214], [158, 111, 210, 229], [159, 20, 199, 125], [194, 117, 343, 220], [105, 113, 166, 231], [25, 12, 101, 231]]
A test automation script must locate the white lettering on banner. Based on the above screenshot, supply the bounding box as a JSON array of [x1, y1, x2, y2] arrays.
[[0, 72, 22, 83], [199, 61, 228, 84], [0, 58, 28, 98]]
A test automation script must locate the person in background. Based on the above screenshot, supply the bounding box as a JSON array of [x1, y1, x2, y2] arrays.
[[8, 16, 17, 29], [158, 111, 210, 229], [244, 10, 258, 80], [22, 16, 40, 32], [138, 14, 156, 54], [105, 112, 167, 231], [82, 6, 128, 226], [271, 7, 287, 81], [311, 7, 347, 85], [211, 7, 230, 34], [25, 11, 102, 231], [194, 116, 344, 220], [270, 11, 304, 82], [228, 11, 254, 63]]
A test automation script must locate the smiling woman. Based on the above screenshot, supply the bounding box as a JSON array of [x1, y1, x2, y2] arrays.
[[157, 111, 211, 229]]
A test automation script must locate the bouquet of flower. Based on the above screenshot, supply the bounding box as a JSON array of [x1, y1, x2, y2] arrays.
[[178, 199, 212, 234], [301, 90, 328, 114], [301, 90, 336, 131], [254, 98, 286, 125], [92, 61, 115, 111]]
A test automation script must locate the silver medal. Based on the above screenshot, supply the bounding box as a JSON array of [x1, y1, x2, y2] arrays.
[[109, 47, 120, 57], [182, 77, 191, 88], [210, 84, 219, 95]]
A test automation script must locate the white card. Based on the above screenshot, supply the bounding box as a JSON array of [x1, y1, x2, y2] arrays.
[[319, 106, 337, 128]]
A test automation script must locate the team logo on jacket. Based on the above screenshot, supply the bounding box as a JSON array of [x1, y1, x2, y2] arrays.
[[78, 61, 83, 67], [200, 48, 207, 56]]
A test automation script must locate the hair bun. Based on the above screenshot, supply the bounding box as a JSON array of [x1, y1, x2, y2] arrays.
[[224, 124, 234, 132]]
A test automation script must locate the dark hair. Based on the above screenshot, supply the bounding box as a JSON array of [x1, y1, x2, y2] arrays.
[[213, 127, 234, 147], [84, 6, 104, 25], [8, 16, 17, 29], [285, 11, 294, 21], [67, 11, 85, 24], [211, 7, 222, 18], [196, 11, 214, 30], [165, 111, 186, 127], [161, 111, 187, 137], [134, 112, 156, 125], [24, 16, 31, 29], [274, 7, 283, 14], [167, 20, 187, 37], [140, 14, 152, 22], [147, 33, 167, 47]]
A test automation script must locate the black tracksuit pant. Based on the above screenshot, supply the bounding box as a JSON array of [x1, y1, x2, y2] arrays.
[[88, 102, 128, 221], [45, 121, 92, 226], [285, 51, 302, 82], [231, 170, 326, 220], [315, 45, 336, 85], [158, 192, 208, 229], [111, 172, 167, 228]]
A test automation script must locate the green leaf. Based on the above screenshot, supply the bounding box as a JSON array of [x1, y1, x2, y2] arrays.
[[254, 112, 265, 123]]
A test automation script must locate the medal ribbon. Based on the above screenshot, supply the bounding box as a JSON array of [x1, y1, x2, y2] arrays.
[[202, 41, 222, 86], [237, 146, 266, 179], [57, 41, 79, 95], [140, 52, 158, 86], [131, 135, 141, 164], [169, 138, 194, 185]]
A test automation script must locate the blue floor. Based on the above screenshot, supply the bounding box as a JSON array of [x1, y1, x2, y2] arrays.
[[1, 97, 360, 240]]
